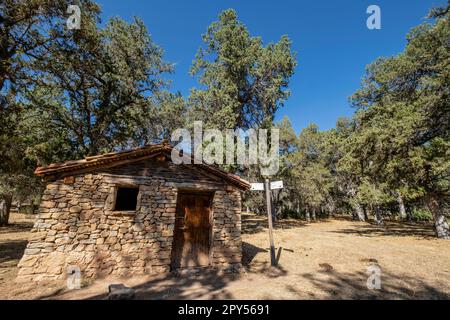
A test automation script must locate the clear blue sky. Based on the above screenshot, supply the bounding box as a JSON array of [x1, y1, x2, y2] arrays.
[[97, 0, 445, 134]]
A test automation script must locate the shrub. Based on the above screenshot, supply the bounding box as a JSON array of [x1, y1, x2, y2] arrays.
[[280, 208, 303, 219], [411, 208, 433, 222]]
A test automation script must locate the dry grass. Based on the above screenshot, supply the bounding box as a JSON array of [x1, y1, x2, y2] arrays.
[[0, 213, 449, 300]]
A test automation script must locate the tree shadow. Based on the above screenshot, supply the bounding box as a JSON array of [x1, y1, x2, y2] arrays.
[[0, 240, 28, 266], [0, 221, 33, 267], [0, 222, 34, 235], [82, 269, 239, 300], [242, 214, 307, 235], [242, 241, 267, 267], [241, 214, 267, 234], [58, 241, 288, 300], [243, 249, 288, 279], [330, 221, 436, 239], [34, 287, 67, 300], [292, 268, 449, 299]]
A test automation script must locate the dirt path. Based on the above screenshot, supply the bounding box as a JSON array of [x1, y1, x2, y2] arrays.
[[0, 214, 449, 299]]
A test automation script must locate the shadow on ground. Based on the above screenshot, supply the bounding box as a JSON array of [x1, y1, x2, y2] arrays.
[[6, 217, 447, 300], [0, 222, 33, 267], [291, 268, 449, 300], [242, 241, 267, 266], [0, 222, 33, 235], [81, 270, 238, 300], [242, 214, 308, 235], [242, 241, 289, 276], [77, 241, 288, 300], [0, 240, 28, 266], [331, 221, 436, 239]]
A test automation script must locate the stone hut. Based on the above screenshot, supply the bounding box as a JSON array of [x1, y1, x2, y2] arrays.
[[17, 142, 250, 282]]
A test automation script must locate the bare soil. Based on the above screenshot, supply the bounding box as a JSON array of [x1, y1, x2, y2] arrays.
[[0, 213, 449, 300]]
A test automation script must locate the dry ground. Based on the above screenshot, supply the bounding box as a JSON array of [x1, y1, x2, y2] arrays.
[[0, 213, 449, 300]]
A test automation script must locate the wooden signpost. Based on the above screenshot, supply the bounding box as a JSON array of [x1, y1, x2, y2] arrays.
[[250, 179, 284, 266]]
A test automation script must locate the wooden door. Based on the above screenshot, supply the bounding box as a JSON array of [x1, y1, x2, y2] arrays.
[[171, 192, 212, 269]]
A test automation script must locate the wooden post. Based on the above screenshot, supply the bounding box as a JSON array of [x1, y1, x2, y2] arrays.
[[265, 178, 276, 266], [271, 190, 277, 223]]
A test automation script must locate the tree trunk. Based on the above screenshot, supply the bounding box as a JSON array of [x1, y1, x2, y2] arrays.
[[311, 208, 316, 221], [363, 205, 369, 220], [405, 204, 413, 222], [354, 203, 365, 222], [327, 201, 335, 217], [0, 194, 13, 226], [305, 210, 311, 223], [397, 194, 407, 220], [426, 193, 450, 239], [375, 206, 383, 225]]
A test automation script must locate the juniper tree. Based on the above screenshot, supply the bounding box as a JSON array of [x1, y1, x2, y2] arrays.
[[0, 0, 100, 225], [189, 9, 296, 131], [350, 3, 450, 238], [27, 16, 173, 157]]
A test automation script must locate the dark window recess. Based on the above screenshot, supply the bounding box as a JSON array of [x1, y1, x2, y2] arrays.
[[114, 187, 139, 211]]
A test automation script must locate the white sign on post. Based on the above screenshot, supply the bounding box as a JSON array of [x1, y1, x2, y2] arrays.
[[270, 180, 283, 190], [250, 183, 264, 191]]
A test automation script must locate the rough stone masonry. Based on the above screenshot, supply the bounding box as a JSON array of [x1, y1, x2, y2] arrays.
[[16, 150, 247, 282]]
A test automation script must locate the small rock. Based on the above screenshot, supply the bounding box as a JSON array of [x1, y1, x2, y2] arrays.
[[107, 284, 135, 300], [319, 263, 334, 272], [69, 206, 82, 213]]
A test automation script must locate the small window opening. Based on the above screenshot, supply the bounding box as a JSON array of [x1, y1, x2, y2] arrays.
[[114, 187, 139, 211]]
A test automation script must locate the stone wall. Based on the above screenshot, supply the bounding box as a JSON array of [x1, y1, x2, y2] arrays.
[[17, 159, 242, 282], [211, 191, 242, 267]]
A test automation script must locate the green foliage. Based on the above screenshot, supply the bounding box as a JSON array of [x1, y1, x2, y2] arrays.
[[0, 0, 100, 93], [348, 4, 449, 231], [259, 3, 449, 233], [354, 179, 392, 208], [27, 16, 173, 156], [288, 123, 333, 214], [189, 9, 297, 214], [0, 1, 100, 203], [411, 208, 433, 222], [189, 9, 296, 130], [280, 208, 303, 220]]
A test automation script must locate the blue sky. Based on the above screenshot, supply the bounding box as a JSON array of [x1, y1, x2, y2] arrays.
[[97, 0, 445, 134]]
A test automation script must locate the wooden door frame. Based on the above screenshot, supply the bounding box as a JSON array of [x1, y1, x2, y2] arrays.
[[171, 189, 215, 270]]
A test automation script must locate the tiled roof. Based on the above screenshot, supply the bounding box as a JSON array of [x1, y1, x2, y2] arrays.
[[35, 142, 250, 190]]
